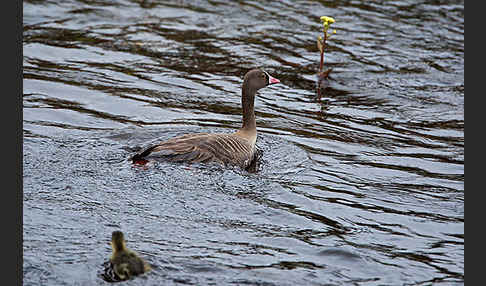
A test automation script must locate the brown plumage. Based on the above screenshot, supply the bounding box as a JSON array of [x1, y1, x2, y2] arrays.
[[108, 231, 151, 281], [131, 69, 280, 170]]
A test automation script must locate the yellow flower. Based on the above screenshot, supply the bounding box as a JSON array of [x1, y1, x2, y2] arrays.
[[333, 29, 337, 34], [320, 16, 335, 24]]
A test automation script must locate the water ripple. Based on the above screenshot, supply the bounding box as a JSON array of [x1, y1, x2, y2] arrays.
[[23, 0, 463, 285]]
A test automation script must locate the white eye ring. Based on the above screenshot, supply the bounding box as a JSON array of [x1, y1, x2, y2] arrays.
[[262, 70, 270, 78]]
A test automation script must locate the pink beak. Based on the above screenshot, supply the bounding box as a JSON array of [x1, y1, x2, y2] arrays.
[[268, 74, 280, 85]]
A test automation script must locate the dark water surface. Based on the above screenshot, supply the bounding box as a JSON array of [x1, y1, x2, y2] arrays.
[[23, 0, 464, 285]]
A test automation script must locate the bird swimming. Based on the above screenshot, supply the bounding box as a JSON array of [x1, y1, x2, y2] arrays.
[[131, 68, 280, 170], [102, 231, 151, 282]]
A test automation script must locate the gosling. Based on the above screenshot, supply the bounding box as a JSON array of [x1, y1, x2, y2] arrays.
[[109, 231, 151, 281]]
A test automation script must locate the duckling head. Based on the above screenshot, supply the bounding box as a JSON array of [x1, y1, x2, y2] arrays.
[[111, 231, 127, 252]]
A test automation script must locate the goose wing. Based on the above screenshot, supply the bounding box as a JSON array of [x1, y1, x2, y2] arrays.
[[132, 133, 255, 168]]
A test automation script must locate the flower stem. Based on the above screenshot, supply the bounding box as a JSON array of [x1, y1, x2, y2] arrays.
[[319, 32, 327, 72]]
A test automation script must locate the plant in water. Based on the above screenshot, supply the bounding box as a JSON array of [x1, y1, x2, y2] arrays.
[[316, 16, 336, 99]]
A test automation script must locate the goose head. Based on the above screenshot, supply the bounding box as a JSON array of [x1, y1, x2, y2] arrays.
[[244, 69, 280, 92]]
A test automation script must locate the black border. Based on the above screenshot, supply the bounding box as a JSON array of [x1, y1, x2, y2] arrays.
[[6, 0, 23, 285]]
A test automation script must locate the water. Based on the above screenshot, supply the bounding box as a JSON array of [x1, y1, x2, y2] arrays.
[[23, 0, 464, 285]]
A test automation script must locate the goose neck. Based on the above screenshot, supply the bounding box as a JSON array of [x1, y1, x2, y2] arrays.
[[241, 82, 257, 131]]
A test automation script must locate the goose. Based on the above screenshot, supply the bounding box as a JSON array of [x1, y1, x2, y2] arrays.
[[105, 231, 151, 281], [131, 68, 280, 170]]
